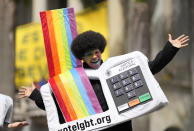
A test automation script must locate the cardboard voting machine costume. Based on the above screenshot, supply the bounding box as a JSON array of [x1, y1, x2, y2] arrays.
[[39, 8, 168, 131]]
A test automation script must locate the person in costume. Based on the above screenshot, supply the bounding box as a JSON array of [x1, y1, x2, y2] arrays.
[[0, 93, 29, 128], [18, 30, 189, 130]]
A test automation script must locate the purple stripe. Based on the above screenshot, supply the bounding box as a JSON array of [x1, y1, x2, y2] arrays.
[[76, 67, 103, 113], [67, 8, 77, 39], [67, 8, 82, 67]]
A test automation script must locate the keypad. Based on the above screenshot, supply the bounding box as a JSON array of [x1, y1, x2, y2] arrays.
[[131, 74, 141, 82], [110, 76, 119, 84], [129, 68, 138, 76], [106, 66, 152, 113], [134, 80, 143, 88], [127, 90, 136, 99], [115, 88, 124, 97], [112, 82, 122, 90], [119, 72, 129, 80], [124, 84, 134, 92], [122, 78, 131, 86]]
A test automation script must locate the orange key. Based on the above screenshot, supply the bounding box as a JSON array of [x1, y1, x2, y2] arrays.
[[129, 99, 140, 107]]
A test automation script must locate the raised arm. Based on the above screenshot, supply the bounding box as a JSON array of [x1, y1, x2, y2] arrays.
[[18, 83, 66, 123], [18, 82, 45, 110], [168, 34, 189, 48], [148, 34, 189, 75]]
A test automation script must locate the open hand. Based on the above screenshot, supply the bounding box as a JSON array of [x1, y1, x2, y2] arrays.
[[8, 121, 29, 128], [18, 82, 36, 98], [168, 34, 189, 48]]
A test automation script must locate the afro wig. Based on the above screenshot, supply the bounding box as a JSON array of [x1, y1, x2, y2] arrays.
[[71, 30, 106, 60]]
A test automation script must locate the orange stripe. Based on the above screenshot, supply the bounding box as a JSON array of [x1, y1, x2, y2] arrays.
[[49, 78, 71, 121], [54, 76, 77, 120], [46, 11, 61, 75]]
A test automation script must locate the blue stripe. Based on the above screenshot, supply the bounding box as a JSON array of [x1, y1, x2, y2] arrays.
[[70, 68, 95, 115], [63, 8, 77, 68]]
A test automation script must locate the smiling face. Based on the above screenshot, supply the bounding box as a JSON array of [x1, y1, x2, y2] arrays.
[[82, 49, 102, 69]]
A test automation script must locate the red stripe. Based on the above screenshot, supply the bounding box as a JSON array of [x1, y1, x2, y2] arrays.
[[40, 12, 55, 77], [49, 78, 72, 122], [55, 75, 77, 120], [46, 11, 61, 75]]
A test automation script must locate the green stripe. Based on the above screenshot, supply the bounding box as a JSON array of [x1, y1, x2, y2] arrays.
[[57, 9, 72, 70], [65, 71, 89, 117]]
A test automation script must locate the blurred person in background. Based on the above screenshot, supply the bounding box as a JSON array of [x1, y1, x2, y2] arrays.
[[19, 31, 189, 130], [0, 93, 29, 128]]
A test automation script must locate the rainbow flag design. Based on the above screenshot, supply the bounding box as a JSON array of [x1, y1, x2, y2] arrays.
[[40, 8, 103, 122]]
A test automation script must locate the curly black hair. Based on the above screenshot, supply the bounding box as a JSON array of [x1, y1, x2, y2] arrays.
[[71, 30, 106, 60]]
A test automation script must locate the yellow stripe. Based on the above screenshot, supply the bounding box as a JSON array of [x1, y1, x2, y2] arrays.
[[65, 71, 89, 117], [59, 73, 83, 118], [52, 10, 67, 71]]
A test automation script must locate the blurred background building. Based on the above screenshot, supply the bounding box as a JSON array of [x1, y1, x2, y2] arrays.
[[0, 0, 194, 131]]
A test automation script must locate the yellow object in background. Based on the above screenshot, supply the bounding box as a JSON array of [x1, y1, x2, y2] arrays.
[[15, 23, 49, 87], [76, 1, 109, 60]]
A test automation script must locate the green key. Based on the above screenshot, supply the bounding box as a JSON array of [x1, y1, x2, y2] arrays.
[[139, 93, 151, 102]]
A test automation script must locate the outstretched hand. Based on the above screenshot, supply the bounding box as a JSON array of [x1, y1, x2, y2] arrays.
[[168, 34, 189, 48], [8, 121, 29, 128], [18, 82, 36, 98]]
